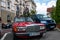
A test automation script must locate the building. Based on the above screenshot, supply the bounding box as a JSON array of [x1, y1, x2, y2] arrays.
[[0, 0, 36, 24], [47, 6, 54, 17], [14, 0, 36, 15], [0, 0, 17, 24]]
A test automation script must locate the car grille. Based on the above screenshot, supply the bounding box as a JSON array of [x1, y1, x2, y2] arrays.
[[26, 25, 40, 32]]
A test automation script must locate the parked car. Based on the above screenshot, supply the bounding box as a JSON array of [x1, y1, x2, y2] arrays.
[[31, 14, 56, 30], [12, 17, 46, 40], [6, 23, 12, 28], [2, 23, 6, 29], [2, 22, 12, 29]]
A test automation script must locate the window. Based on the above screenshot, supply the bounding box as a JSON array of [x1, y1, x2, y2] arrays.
[[25, 1, 27, 3], [14, 17, 33, 22], [16, 5, 19, 13], [1, 1, 6, 7], [7, 15, 11, 22], [14, 17, 25, 22], [15, 0, 18, 2], [16, 6, 19, 10], [11, 5, 15, 11], [20, 0, 22, 5], [7, 2, 10, 9]]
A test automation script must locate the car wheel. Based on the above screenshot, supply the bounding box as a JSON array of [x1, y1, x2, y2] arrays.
[[13, 34, 18, 40], [12, 32, 18, 40], [40, 33, 43, 37]]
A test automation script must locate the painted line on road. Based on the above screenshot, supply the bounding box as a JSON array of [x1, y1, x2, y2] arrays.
[[1, 32, 11, 40]]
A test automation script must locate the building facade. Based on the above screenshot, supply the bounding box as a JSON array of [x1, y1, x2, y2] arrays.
[[47, 8, 53, 17], [0, 0, 36, 24], [0, 0, 17, 23], [47, 6, 54, 17]]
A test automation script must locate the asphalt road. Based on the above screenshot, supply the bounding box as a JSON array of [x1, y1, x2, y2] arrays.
[[1, 30, 60, 40]]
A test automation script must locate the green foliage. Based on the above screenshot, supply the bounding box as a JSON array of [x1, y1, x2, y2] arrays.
[[30, 10, 36, 15], [55, 0, 60, 24], [51, 0, 60, 24], [51, 7, 56, 20], [23, 9, 36, 17]]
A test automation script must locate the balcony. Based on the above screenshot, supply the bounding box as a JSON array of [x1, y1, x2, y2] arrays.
[[14, 0, 20, 5], [14, 2, 19, 5]]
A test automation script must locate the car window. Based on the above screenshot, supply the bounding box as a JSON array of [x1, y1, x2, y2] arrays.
[[14, 17, 25, 22], [36, 15, 44, 19], [14, 17, 33, 22], [26, 17, 33, 22]]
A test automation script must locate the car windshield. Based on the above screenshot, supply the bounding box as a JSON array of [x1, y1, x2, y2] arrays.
[[37, 15, 43, 19], [36, 14, 45, 20], [14, 17, 33, 22]]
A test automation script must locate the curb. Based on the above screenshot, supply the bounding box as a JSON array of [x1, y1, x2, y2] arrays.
[[55, 27, 60, 31]]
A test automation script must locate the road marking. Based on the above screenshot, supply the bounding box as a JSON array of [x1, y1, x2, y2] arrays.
[[1, 32, 11, 40]]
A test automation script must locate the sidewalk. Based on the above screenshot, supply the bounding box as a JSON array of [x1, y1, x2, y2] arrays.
[[56, 27, 60, 31]]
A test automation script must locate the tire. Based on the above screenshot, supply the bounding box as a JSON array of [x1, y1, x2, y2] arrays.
[[40, 33, 43, 37], [12, 32, 18, 40], [13, 34, 18, 40]]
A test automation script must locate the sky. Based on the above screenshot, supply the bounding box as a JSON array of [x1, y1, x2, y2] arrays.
[[34, 0, 57, 15]]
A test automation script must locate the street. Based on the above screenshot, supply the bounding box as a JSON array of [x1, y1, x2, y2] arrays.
[[1, 30, 60, 40]]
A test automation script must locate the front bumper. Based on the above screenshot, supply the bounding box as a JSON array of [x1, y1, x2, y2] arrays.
[[46, 24, 56, 29], [15, 32, 41, 37], [13, 29, 46, 38]]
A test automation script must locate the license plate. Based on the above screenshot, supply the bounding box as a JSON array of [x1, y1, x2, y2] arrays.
[[29, 32, 40, 36]]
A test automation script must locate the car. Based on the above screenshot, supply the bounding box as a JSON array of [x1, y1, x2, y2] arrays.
[[31, 14, 56, 30], [12, 16, 46, 40], [6, 23, 12, 28], [2, 23, 6, 29], [2, 22, 12, 29]]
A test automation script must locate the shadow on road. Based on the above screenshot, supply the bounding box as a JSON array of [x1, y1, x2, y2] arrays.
[[15, 36, 41, 40]]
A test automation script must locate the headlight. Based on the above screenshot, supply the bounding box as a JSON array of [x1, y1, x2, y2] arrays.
[[17, 27, 26, 31], [13, 26, 17, 32], [40, 26, 45, 30], [53, 20, 56, 24], [41, 21, 47, 23]]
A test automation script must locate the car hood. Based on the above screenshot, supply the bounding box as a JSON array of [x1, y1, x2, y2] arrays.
[[13, 22, 45, 27], [13, 22, 34, 27]]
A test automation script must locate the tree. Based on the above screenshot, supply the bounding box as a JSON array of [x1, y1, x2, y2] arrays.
[[30, 10, 36, 15], [55, 0, 60, 24], [51, 7, 56, 20]]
